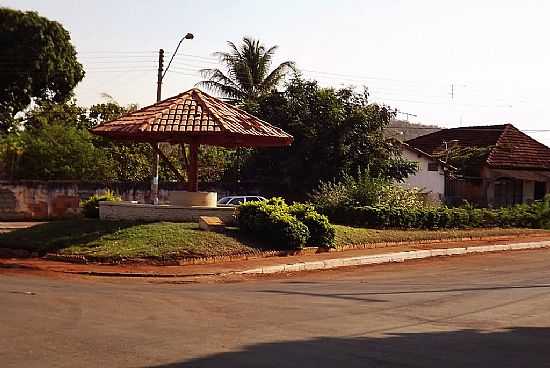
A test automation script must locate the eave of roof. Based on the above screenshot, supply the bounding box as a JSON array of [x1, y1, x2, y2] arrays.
[[399, 141, 455, 170]]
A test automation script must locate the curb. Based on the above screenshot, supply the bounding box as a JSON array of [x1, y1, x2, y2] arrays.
[[63, 271, 222, 278], [60, 240, 550, 278], [237, 240, 550, 275]]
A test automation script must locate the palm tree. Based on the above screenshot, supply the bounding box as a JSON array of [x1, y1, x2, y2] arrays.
[[197, 37, 295, 101]]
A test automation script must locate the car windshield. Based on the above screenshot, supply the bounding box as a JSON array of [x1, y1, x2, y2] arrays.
[[217, 197, 232, 204], [229, 197, 245, 205]]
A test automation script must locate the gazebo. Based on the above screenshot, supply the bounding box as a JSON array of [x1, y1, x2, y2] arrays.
[[90, 88, 292, 219]]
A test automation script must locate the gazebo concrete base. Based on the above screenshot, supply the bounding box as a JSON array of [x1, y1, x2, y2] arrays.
[[99, 201, 236, 224], [168, 191, 217, 207]]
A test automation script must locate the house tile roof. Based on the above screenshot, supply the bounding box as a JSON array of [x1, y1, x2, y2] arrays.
[[406, 124, 550, 170], [90, 88, 293, 147]]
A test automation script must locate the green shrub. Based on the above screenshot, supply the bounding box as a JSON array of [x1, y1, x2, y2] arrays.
[[80, 190, 121, 218], [238, 198, 335, 249], [310, 172, 426, 213], [535, 194, 550, 229], [321, 201, 547, 230], [267, 210, 310, 250], [289, 203, 336, 248]]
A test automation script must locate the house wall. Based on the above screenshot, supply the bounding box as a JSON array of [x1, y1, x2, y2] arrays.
[[445, 178, 484, 206], [400, 148, 445, 201], [480, 167, 549, 206]]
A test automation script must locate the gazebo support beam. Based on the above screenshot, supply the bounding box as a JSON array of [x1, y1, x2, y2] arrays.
[[151, 143, 187, 184], [187, 142, 199, 192]]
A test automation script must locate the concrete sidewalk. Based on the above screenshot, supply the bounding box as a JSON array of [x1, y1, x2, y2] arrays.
[[0, 222, 47, 233], [2, 234, 550, 278]]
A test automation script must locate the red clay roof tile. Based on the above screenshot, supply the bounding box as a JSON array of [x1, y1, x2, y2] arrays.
[[90, 88, 293, 147], [406, 124, 550, 170]]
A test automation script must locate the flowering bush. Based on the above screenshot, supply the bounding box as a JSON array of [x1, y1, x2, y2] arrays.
[[310, 173, 426, 213]]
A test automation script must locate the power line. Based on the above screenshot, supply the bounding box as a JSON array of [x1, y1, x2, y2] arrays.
[[388, 126, 550, 133]]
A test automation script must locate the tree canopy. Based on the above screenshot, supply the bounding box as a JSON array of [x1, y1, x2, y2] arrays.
[[0, 8, 84, 133], [0, 100, 238, 184], [240, 77, 418, 199], [197, 37, 295, 101]]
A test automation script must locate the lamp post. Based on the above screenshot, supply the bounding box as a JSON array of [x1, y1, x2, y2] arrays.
[[151, 33, 194, 204]]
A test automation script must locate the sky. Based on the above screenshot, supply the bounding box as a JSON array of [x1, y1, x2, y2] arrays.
[[4, 0, 550, 144]]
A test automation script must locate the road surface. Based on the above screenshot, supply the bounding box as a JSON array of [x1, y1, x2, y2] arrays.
[[2, 249, 550, 367]]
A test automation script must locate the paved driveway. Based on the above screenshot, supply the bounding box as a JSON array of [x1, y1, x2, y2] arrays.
[[2, 249, 550, 367]]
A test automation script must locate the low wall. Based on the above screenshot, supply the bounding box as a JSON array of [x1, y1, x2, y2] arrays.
[[0, 181, 229, 220], [99, 201, 236, 224], [0, 180, 264, 220]]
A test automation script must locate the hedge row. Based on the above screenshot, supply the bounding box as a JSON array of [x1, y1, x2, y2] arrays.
[[322, 201, 549, 229], [238, 199, 336, 250]]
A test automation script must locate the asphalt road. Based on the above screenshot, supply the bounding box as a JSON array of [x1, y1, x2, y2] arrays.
[[2, 250, 550, 368]]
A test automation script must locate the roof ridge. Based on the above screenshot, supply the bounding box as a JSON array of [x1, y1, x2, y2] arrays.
[[190, 89, 227, 132], [486, 123, 511, 163], [140, 91, 195, 132], [190, 88, 291, 134]]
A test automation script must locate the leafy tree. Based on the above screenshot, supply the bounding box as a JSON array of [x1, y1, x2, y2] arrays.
[[87, 102, 154, 182], [88, 101, 139, 129], [197, 37, 295, 101], [2, 100, 154, 182], [240, 77, 417, 199], [13, 124, 114, 180], [198, 146, 236, 183], [0, 8, 84, 133], [23, 100, 88, 130], [435, 145, 494, 178]]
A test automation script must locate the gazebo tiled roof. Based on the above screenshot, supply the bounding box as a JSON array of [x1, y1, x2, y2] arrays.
[[90, 88, 293, 147]]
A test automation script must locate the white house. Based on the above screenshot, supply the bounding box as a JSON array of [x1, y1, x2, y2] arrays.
[[399, 143, 446, 202]]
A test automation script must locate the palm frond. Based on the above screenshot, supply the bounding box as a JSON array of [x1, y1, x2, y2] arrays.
[[195, 80, 244, 100], [260, 61, 296, 93], [226, 41, 241, 59], [257, 45, 278, 84], [199, 68, 241, 89], [201, 37, 295, 101]]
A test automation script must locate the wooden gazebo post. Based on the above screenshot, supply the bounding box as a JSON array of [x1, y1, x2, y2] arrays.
[[187, 142, 199, 192]]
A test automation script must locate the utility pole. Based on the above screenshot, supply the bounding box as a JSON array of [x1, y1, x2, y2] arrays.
[[150, 33, 193, 204], [151, 49, 164, 205], [156, 49, 164, 102], [450, 83, 454, 100]]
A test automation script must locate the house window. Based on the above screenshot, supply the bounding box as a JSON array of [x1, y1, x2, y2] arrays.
[[427, 162, 439, 172], [494, 178, 523, 207], [535, 181, 546, 200]]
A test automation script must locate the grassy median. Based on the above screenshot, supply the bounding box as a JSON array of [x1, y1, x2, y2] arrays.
[[0, 219, 547, 260]]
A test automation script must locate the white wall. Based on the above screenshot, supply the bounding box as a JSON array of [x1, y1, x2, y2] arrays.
[[400, 148, 445, 201]]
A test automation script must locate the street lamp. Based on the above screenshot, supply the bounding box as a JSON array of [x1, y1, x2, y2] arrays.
[[156, 33, 194, 102], [152, 33, 194, 205]]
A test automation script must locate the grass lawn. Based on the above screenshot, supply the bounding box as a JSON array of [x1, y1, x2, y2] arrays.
[[0, 219, 547, 260], [334, 225, 547, 249], [0, 220, 257, 259]]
